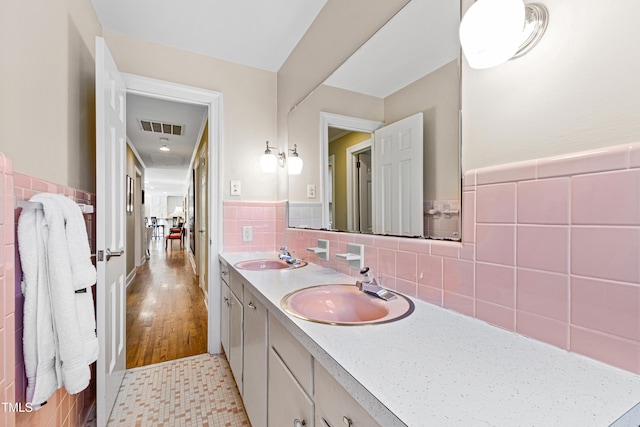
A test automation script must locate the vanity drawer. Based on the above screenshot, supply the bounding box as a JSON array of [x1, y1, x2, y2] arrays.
[[269, 313, 313, 395], [315, 360, 380, 427]]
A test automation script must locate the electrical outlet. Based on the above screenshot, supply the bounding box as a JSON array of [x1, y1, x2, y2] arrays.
[[307, 184, 316, 198], [242, 226, 253, 242], [230, 180, 241, 196]]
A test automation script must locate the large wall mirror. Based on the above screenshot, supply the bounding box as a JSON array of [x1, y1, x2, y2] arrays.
[[287, 0, 462, 240]]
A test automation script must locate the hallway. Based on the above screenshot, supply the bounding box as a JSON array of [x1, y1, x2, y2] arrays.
[[126, 239, 208, 369]]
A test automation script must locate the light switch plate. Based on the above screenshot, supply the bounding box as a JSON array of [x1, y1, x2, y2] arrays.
[[230, 180, 241, 196], [307, 184, 316, 198], [242, 226, 253, 242]]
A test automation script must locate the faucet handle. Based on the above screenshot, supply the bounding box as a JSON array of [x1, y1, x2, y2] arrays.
[[359, 267, 374, 284]]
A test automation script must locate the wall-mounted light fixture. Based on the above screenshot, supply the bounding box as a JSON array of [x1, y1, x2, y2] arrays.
[[287, 145, 303, 175], [260, 141, 304, 175], [459, 0, 548, 69]]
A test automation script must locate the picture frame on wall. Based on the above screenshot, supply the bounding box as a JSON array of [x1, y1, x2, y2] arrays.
[[126, 175, 134, 213]]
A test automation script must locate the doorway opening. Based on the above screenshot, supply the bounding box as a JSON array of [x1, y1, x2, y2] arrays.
[[121, 74, 223, 369]]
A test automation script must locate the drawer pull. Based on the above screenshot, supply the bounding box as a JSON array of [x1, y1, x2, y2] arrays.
[[343, 416, 353, 426], [294, 419, 306, 427], [248, 301, 257, 310]]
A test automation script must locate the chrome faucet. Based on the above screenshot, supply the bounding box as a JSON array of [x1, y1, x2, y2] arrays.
[[278, 246, 298, 264], [356, 267, 396, 301]]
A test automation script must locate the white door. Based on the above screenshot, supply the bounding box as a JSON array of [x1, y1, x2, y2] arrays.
[[95, 37, 127, 427], [373, 112, 423, 236]]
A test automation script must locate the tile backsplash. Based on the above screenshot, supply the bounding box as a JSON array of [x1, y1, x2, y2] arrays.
[[224, 141, 640, 375], [0, 152, 96, 427]]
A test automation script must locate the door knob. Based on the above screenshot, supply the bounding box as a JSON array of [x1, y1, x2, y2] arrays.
[[99, 248, 124, 262], [106, 248, 124, 261]]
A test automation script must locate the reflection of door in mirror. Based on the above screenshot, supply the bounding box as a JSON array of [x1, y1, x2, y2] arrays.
[[328, 112, 423, 236], [373, 112, 423, 236]]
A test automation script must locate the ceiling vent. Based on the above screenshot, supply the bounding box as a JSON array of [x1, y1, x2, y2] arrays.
[[139, 119, 184, 136]]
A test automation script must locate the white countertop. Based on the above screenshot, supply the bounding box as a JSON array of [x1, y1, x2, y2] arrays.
[[220, 252, 640, 426]]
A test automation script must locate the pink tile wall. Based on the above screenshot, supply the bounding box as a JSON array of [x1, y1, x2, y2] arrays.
[[224, 141, 640, 375], [222, 201, 278, 252], [1, 153, 17, 427], [0, 159, 97, 427]]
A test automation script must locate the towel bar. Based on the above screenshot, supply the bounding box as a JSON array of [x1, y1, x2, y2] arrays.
[[16, 199, 94, 213]]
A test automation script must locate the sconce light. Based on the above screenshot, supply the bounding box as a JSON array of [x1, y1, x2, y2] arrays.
[[287, 144, 303, 175], [259, 141, 304, 175], [459, 0, 548, 69]]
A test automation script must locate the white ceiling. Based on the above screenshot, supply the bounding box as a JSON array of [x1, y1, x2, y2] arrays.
[[126, 94, 208, 196], [324, 0, 460, 98], [91, 0, 327, 72]]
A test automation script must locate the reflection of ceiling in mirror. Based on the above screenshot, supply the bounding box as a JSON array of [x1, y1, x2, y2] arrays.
[[328, 127, 354, 142], [324, 0, 460, 98]]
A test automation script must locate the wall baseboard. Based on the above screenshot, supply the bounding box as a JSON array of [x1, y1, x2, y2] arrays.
[[126, 268, 137, 288]]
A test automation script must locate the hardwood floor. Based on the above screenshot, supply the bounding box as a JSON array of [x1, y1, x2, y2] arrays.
[[126, 238, 208, 369]]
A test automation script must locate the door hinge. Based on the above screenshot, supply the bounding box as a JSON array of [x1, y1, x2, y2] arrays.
[[356, 160, 361, 168]]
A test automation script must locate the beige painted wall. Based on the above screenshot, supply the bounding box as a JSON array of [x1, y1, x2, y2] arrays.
[[104, 31, 278, 202], [0, 0, 101, 192], [277, 0, 411, 200], [462, 0, 640, 171]]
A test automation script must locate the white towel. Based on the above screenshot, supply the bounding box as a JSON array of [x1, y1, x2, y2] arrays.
[[18, 205, 60, 406], [38, 194, 99, 364], [18, 193, 98, 405]]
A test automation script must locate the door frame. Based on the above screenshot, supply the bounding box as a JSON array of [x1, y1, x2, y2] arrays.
[[319, 112, 383, 230], [134, 167, 143, 268], [122, 73, 223, 354]]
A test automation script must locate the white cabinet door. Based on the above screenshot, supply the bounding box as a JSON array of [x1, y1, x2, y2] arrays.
[[242, 289, 267, 427], [229, 290, 243, 394], [220, 282, 230, 355], [268, 347, 314, 427], [373, 112, 423, 236]]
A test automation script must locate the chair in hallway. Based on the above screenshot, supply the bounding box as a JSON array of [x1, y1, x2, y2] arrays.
[[150, 217, 159, 238], [165, 224, 183, 249]]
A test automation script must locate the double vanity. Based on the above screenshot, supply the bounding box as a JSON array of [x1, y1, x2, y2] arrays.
[[219, 251, 640, 426]]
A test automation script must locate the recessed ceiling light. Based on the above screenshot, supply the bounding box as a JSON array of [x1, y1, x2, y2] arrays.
[[160, 144, 170, 152]]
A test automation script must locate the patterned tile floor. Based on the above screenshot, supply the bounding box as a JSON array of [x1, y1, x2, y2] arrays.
[[108, 354, 250, 426]]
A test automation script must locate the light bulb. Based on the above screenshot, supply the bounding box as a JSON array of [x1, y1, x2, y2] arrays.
[[288, 156, 303, 175], [260, 153, 278, 173], [459, 0, 525, 69]]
